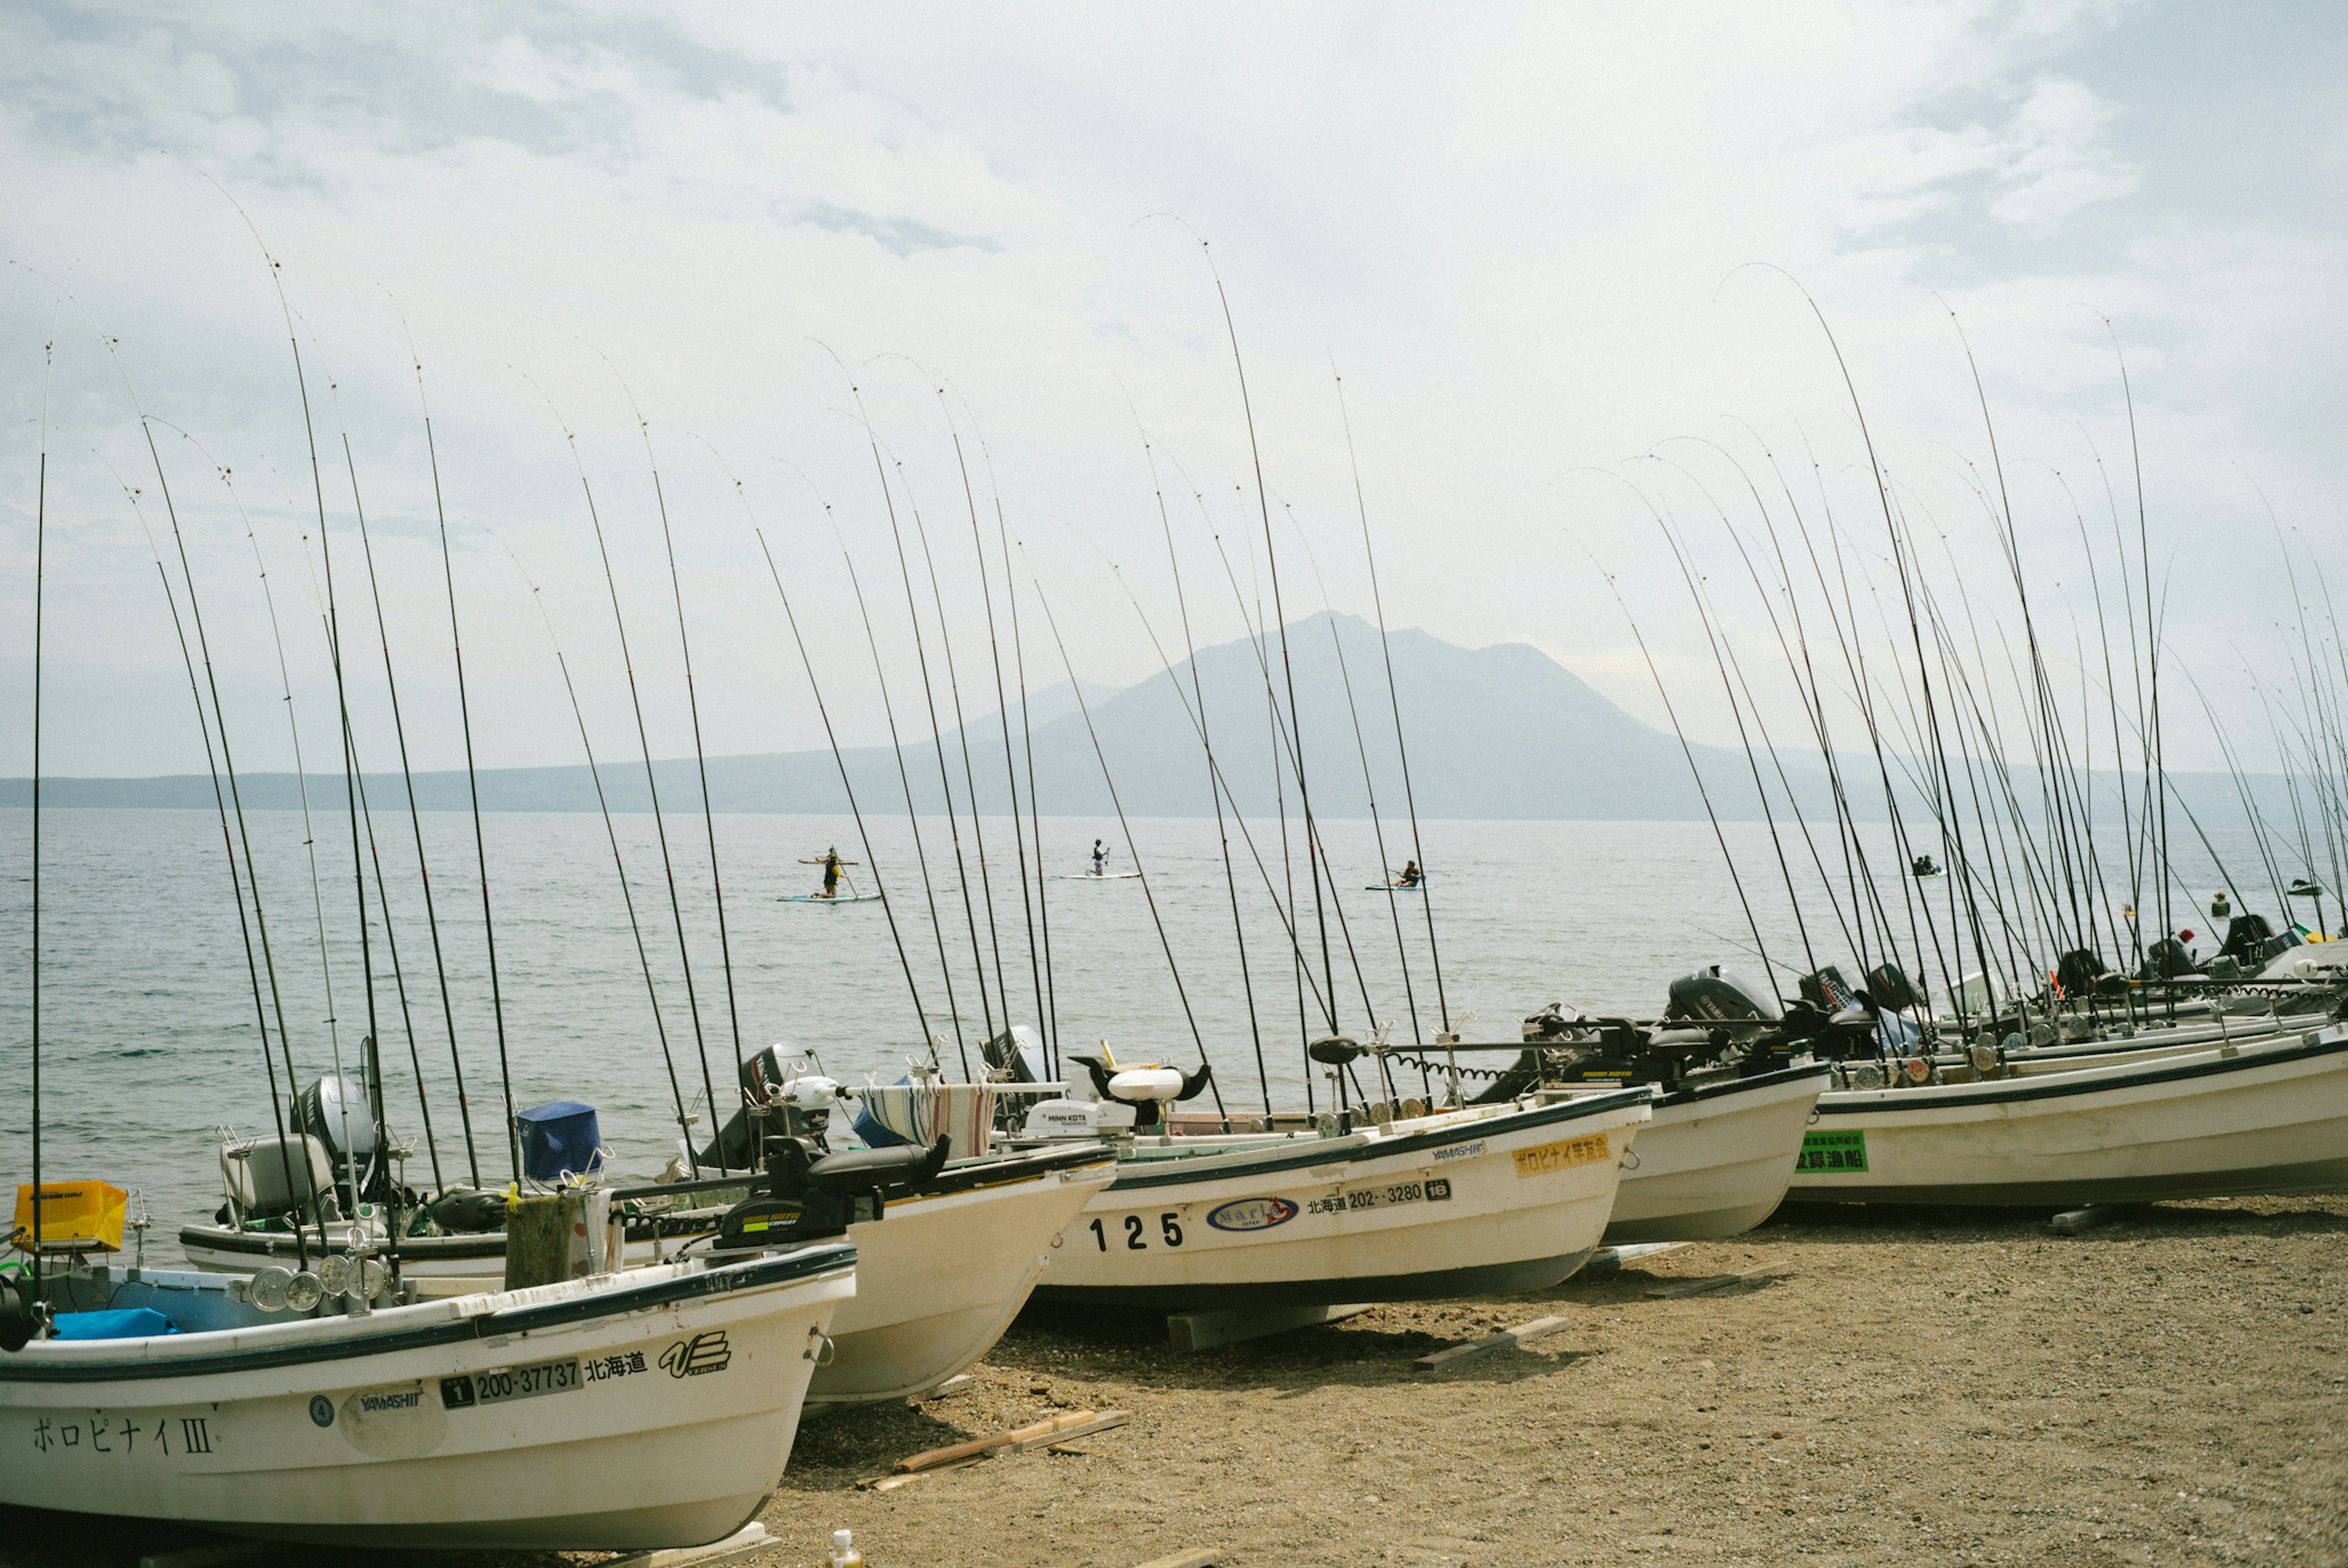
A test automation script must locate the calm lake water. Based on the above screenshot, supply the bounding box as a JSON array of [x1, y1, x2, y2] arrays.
[[0, 806, 2256, 1261]]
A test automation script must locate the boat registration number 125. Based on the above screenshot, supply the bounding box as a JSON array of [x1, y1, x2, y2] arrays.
[[440, 1356, 581, 1410]]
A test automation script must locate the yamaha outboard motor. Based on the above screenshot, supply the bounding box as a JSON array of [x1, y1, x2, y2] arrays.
[[298, 1073, 388, 1207], [1665, 965, 1782, 1026]]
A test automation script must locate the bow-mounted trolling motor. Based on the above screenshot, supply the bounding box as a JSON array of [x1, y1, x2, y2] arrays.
[[712, 1133, 952, 1252], [1066, 1053, 1214, 1133]]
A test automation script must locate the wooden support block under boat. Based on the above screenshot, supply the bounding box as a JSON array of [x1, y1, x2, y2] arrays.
[[1642, 1259, 1790, 1299], [1167, 1301, 1371, 1351], [602, 1522, 773, 1568], [1413, 1314, 1572, 1369]]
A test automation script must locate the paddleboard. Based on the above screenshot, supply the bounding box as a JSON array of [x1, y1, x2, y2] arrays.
[[780, 891, 884, 904], [1058, 871, 1142, 881], [1365, 882, 1428, 892]]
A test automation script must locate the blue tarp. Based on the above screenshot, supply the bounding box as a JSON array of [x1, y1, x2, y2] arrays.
[[54, 1308, 178, 1341], [517, 1100, 604, 1182]]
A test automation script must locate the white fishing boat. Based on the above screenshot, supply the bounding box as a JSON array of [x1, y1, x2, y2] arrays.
[[180, 1059, 1113, 1411], [1028, 1088, 1652, 1311], [1787, 1024, 2348, 1206], [1584, 1061, 1828, 1243], [0, 1244, 854, 1549]]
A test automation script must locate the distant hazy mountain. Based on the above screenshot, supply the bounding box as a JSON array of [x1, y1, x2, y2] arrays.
[[0, 613, 2305, 826]]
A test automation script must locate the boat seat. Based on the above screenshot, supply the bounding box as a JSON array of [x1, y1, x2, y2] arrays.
[[1307, 1036, 1364, 1066], [222, 1135, 334, 1219]]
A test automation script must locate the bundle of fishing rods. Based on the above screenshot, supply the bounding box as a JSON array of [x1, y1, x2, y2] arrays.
[[17, 211, 1477, 1256], [1560, 293, 2348, 1043]]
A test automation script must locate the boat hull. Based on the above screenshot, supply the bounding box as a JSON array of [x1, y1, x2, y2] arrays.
[[1789, 1028, 2348, 1207], [1598, 1062, 1828, 1243], [1031, 1092, 1651, 1312], [181, 1155, 1112, 1411], [0, 1248, 853, 1550]]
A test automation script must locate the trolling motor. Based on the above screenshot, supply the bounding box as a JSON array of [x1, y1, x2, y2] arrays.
[[712, 1133, 952, 1251], [1068, 1053, 1214, 1133]]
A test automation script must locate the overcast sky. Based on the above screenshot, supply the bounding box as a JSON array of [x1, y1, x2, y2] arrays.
[[2, 1, 2342, 781]]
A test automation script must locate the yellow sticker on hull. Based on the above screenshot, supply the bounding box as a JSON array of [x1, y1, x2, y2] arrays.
[[1512, 1133, 1611, 1177]]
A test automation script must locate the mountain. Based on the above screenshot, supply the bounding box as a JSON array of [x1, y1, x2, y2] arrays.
[[0, 613, 2306, 826]]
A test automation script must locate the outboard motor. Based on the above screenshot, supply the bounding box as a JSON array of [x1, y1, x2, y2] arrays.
[[2221, 913, 2278, 968], [700, 1045, 836, 1168], [2141, 935, 2197, 980], [1866, 963, 1922, 1015], [1666, 965, 1782, 1026], [983, 1025, 1051, 1084], [2054, 949, 2108, 999], [713, 1134, 951, 1250], [298, 1073, 387, 1206]]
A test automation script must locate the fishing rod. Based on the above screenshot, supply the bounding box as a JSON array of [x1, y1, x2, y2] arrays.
[[1657, 435, 1877, 975], [41, 262, 317, 1267], [971, 433, 1061, 1072], [1128, 407, 1270, 1111], [1181, 232, 1342, 1037], [730, 453, 934, 1048], [882, 364, 1019, 1040], [819, 357, 983, 1074], [781, 444, 969, 1077], [493, 528, 702, 1170], [882, 438, 1003, 1042], [1024, 551, 1230, 1128], [1627, 458, 1823, 981], [1047, 512, 1340, 1107], [160, 425, 361, 1176], [1274, 496, 1409, 1053], [320, 372, 454, 1190], [390, 303, 511, 1182], [944, 395, 1055, 1075], [722, 444, 940, 1034], [578, 348, 729, 1172], [1556, 511, 1778, 985], [25, 329, 48, 1314], [1332, 364, 1452, 1035]]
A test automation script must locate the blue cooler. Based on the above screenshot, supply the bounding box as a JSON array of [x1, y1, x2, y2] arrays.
[[517, 1100, 604, 1182]]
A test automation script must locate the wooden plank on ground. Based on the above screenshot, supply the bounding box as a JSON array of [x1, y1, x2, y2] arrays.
[[1413, 1314, 1571, 1370], [1643, 1260, 1790, 1300], [1168, 1301, 1371, 1351], [1006, 1410, 1129, 1451], [1132, 1549, 1224, 1568], [892, 1408, 1120, 1473]]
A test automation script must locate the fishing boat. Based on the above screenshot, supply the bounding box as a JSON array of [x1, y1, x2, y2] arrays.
[[1786, 1023, 2348, 1207], [1453, 967, 1829, 1242], [0, 1242, 854, 1548], [1020, 1054, 1651, 1311], [180, 1050, 1113, 1410]]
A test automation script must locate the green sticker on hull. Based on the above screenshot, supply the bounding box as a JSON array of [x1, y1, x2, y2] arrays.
[[1796, 1129, 1868, 1173]]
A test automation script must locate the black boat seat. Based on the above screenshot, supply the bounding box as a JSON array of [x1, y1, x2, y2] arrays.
[[803, 1139, 950, 1196]]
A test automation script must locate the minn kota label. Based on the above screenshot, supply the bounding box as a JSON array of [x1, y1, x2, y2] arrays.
[[1796, 1129, 1868, 1174]]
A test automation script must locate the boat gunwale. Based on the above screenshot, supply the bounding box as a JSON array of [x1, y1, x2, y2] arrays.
[[1814, 1028, 2347, 1117], [0, 1242, 857, 1385], [1102, 1087, 1654, 1191]]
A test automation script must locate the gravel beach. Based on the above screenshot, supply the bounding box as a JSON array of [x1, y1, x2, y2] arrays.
[[6, 1193, 2341, 1567]]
